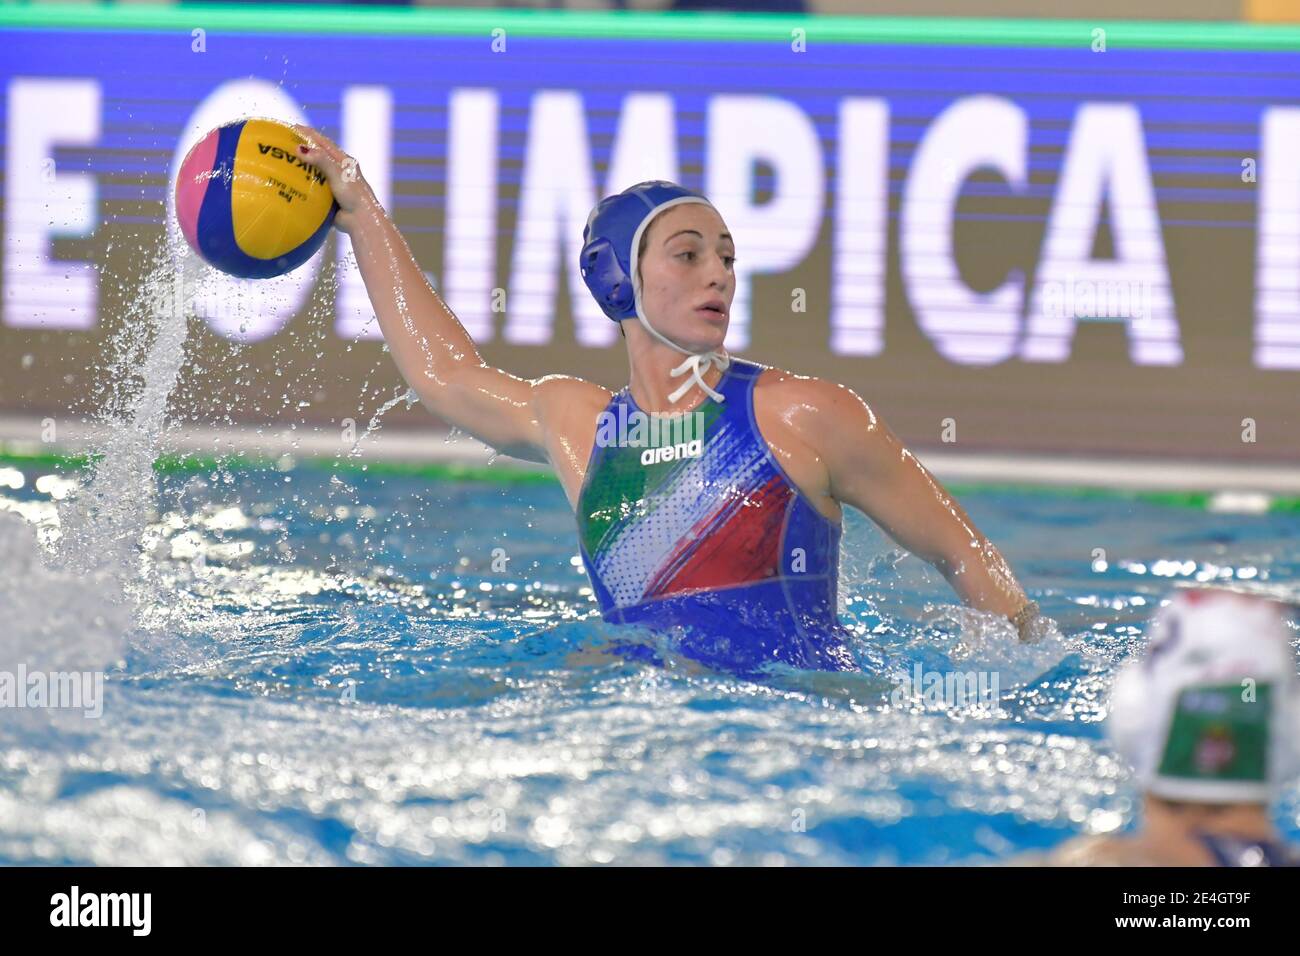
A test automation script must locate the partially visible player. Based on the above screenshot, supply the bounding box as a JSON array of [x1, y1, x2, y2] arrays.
[[1037, 589, 1300, 866]]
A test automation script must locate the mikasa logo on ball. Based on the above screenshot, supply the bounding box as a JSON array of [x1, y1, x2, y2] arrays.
[[257, 142, 327, 186]]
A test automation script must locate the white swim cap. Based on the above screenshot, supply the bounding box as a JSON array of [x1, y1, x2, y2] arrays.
[[1108, 589, 1300, 804]]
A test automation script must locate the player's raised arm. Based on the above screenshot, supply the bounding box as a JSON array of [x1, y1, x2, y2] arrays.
[[294, 125, 547, 463]]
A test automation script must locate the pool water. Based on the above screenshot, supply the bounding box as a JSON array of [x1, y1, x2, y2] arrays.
[[3, 456, 1298, 866]]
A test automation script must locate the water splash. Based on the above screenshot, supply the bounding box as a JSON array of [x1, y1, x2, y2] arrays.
[[345, 386, 417, 460], [0, 508, 130, 674], [53, 245, 198, 584], [4, 239, 201, 684]]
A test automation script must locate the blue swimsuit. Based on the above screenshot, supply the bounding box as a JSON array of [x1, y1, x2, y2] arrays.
[[575, 358, 858, 675]]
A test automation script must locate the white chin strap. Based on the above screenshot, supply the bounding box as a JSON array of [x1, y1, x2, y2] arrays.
[[634, 311, 729, 404], [669, 351, 729, 404]]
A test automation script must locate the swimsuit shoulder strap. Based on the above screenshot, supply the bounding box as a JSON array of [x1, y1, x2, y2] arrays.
[[713, 356, 764, 409], [722, 356, 763, 385]]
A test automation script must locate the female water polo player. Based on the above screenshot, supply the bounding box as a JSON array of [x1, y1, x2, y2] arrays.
[[294, 126, 1050, 674]]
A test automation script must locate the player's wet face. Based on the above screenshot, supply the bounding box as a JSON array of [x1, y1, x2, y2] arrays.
[[636, 204, 735, 353]]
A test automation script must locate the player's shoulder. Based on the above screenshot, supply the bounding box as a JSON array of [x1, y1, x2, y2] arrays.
[[750, 363, 876, 423], [1007, 835, 1128, 867], [1047, 835, 1127, 866], [1043, 834, 1180, 867], [530, 374, 611, 422]]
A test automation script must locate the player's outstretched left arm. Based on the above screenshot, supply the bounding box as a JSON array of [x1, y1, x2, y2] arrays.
[[802, 378, 1042, 640]]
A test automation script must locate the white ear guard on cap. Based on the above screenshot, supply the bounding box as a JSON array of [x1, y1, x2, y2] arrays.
[[1107, 589, 1300, 803]]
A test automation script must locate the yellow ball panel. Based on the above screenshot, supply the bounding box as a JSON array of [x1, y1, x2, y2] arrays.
[[230, 118, 335, 259]]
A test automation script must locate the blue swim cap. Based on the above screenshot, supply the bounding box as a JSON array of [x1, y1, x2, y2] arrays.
[[579, 180, 714, 323]]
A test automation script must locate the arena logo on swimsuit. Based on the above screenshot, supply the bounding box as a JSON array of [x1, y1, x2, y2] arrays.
[[640, 439, 703, 467], [591, 405, 706, 466]]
